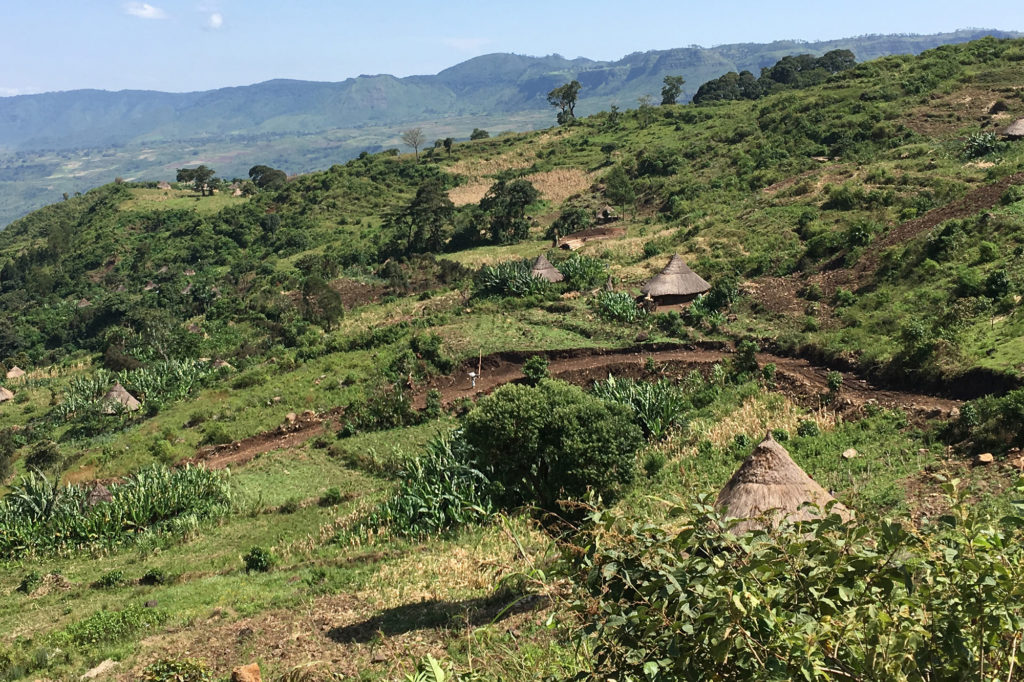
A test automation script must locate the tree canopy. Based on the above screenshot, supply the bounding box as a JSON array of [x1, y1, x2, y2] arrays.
[[175, 165, 217, 196], [547, 80, 582, 125], [661, 75, 685, 105]]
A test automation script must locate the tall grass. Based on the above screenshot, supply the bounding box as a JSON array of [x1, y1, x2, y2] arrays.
[[0, 465, 231, 558], [592, 375, 688, 440]]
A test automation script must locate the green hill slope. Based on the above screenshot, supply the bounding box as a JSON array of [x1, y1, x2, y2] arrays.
[[1, 36, 1024, 681]]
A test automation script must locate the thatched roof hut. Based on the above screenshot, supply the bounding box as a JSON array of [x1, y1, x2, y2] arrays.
[[157, 181, 172, 190], [640, 254, 710, 306], [76, 298, 92, 308], [86, 483, 113, 506], [715, 433, 851, 533], [144, 281, 157, 291], [6, 366, 26, 380], [530, 255, 564, 283], [101, 383, 141, 414], [0, 387, 13, 403], [1003, 118, 1024, 140], [212, 360, 234, 370]]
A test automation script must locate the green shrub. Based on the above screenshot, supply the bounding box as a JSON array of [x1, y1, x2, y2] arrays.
[[243, 546, 275, 573], [961, 132, 1000, 159], [199, 423, 233, 446], [593, 290, 646, 323], [17, 571, 42, 595], [797, 419, 821, 437], [25, 441, 62, 472], [278, 497, 300, 514], [1000, 184, 1024, 205], [55, 603, 166, 647], [563, 480, 1024, 681], [141, 658, 213, 682], [423, 389, 443, 419], [475, 259, 550, 298], [462, 380, 643, 510], [827, 370, 844, 393], [319, 487, 345, 507], [94, 570, 126, 588], [522, 355, 550, 385], [140, 568, 169, 586]]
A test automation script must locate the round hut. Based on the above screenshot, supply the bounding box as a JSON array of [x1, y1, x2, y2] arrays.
[[640, 254, 710, 308], [0, 387, 14, 403], [530, 254, 564, 283], [1002, 118, 1024, 141], [101, 383, 141, 414], [6, 366, 26, 381], [715, 433, 851, 533]]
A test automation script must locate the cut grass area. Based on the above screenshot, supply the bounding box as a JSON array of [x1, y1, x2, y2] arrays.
[[119, 188, 249, 214]]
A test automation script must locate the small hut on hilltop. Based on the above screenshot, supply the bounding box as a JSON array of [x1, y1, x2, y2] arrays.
[[640, 254, 710, 308], [6, 366, 26, 381], [1003, 118, 1024, 140], [157, 181, 172, 190], [101, 383, 141, 414], [530, 254, 564, 283], [0, 387, 14, 403], [715, 433, 851, 533]]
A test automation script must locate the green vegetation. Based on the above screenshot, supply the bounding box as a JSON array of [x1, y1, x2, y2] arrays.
[[1, 35, 1024, 681]]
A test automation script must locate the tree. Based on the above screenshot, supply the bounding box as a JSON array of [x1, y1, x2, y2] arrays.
[[401, 128, 425, 158], [604, 164, 635, 213], [547, 80, 581, 125], [443, 137, 454, 156], [300, 276, 344, 330], [470, 128, 490, 140], [176, 165, 216, 196], [248, 165, 287, 190], [636, 94, 654, 128], [406, 179, 455, 253], [661, 75, 685, 105], [480, 179, 540, 244]]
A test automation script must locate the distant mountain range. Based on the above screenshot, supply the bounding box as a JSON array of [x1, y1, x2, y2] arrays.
[[0, 28, 1020, 226]]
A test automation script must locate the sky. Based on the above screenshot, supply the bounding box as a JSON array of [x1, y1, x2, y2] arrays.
[[3, 1, 1023, 96]]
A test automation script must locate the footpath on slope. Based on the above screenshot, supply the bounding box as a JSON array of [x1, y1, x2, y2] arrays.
[[750, 172, 1024, 316], [188, 344, 960, 472]]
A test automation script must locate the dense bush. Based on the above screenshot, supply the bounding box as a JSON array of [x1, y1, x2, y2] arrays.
[[558, 253, 608, 291], [462, 380, 643, 510], [564, 479, 1024, 681], [593, 291, 646, 323], [475, 260, 550, 298], [141, 658, 213, 682], [522, 355, 550, 385], [243, 546, 275, 573]]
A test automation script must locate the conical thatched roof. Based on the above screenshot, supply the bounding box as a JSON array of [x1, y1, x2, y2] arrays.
[[715, 434, 851, 533], [0, 387, 13, 403], [77, 298, 92, 308], [640, 255, 710, 297], [101, 382, 141, 414], [6, 366, 26, 380], [86, 483, 113, 506], [1002, 118, 1024, 138], [530, 254, 564, 283]]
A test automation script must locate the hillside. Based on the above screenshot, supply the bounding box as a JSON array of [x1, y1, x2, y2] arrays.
[[0, 28, 1019, 228], [1, 36, 1024, 681]]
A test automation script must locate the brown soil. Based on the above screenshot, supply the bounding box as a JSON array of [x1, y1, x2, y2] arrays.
[[413, 344, 959, 421], [331, 278, 388, 308]]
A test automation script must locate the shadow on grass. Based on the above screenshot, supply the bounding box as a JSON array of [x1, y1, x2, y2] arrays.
[[326, 590, 548, 643]]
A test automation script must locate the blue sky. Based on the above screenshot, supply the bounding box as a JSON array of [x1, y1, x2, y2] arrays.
[[3, 1, 1023, 95]]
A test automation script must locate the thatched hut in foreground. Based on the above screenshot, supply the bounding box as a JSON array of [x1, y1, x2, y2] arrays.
[[530, 254, 564, 283], [715, 433, 851, 533], [101, 383, 141, 414], [1003, 118, 1024, 140], [640, 254, 710, 308], [0, 387, 13, 403]]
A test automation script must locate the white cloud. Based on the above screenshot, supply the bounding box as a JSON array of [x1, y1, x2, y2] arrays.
[[124, 2, 167, 19], [0, 87, 39, 97], [206, 12, 224, 29], [443, 37, 490, 52]]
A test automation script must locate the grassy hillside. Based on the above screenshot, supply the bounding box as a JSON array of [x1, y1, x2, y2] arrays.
[[1, 28, 1019, 229], [0, 36, 1023, 681]]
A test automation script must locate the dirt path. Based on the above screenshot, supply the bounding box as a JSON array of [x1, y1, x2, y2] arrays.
[[751, 172, 1024, 314], [414, 345, 960, 420]]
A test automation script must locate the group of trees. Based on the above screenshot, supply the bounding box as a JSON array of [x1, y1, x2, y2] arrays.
[[175, 165, 217, 196], [693, 49, 857, 103], [548, 75, 687, 126]]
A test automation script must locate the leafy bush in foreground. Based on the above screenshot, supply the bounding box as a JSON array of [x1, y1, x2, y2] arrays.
[[475, 260, 550, 298], [141, 658, 213, 682], [593, 290, 645, 323], [0, 465, 231, 558], [564, 479, 1024, 681]]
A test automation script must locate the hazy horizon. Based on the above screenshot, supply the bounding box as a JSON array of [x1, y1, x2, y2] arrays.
[[4, 1, 1023, 97]]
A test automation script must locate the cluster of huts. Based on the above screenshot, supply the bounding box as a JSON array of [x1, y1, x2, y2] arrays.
[[0, 366, 26, 403], [530, 252, 710, 310]]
